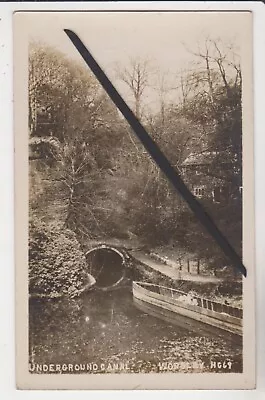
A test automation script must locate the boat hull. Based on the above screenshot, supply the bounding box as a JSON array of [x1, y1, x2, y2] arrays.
[[133, 282, 242, 341]]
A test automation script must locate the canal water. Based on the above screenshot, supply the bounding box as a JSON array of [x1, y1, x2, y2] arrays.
[[29, 288, 242, 374]]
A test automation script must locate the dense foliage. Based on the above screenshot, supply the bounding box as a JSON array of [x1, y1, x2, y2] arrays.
[[29, 218, 90, 298]]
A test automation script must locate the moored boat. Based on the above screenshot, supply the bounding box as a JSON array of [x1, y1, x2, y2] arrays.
[[132, 281, 242, 339]]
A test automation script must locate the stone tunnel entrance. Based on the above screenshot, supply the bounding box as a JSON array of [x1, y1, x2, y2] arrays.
[[85, 245, 128, 290]]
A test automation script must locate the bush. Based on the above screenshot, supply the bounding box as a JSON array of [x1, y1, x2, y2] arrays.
[[29, 218, 90, 298]]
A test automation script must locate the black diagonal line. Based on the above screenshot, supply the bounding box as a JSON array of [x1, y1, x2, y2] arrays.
[[64, 29, 246, 277]]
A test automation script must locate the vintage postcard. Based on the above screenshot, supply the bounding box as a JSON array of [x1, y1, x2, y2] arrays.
[[14, 10, 255, 389]]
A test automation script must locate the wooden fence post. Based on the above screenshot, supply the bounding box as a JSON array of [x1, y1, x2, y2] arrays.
[[197, 259, 200, 275], [178, 258, 182, 271]]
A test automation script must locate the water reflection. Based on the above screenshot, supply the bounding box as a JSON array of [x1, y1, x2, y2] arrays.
[[29, 288, 242, 373]]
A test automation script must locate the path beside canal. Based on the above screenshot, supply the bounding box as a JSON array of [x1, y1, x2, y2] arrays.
[[131, 250, 223, 284]]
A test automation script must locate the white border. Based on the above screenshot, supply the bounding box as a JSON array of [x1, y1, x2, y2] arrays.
[[1, 1, 265, 398]]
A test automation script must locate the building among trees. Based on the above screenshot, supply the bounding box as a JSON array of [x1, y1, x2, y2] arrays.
[[181, 151, 241, 204]]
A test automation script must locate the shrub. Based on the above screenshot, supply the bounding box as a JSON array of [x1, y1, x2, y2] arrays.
[[29, 217, 90, 298]]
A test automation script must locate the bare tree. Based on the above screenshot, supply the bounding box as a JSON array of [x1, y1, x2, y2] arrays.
[[116, 57, 152, 120], [182, 38, 241, 105], [154, 71, 176, 129]]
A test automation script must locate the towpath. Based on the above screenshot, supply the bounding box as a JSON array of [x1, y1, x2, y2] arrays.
[[131, 250, 223, 283]]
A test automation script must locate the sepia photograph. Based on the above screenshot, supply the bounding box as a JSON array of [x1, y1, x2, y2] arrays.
[[14, 10, 255, 389]]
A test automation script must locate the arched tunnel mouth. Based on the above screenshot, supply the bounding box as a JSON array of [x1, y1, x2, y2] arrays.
[[85, 246, 126, 290]]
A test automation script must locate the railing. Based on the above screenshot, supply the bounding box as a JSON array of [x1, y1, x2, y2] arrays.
[[134, 282, 243, 319]]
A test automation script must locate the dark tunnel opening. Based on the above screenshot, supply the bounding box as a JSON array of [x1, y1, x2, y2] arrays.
[[85, 247, 126, 289]]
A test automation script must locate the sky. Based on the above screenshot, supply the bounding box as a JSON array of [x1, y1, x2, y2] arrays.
[[20, 11, 252, 111]]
